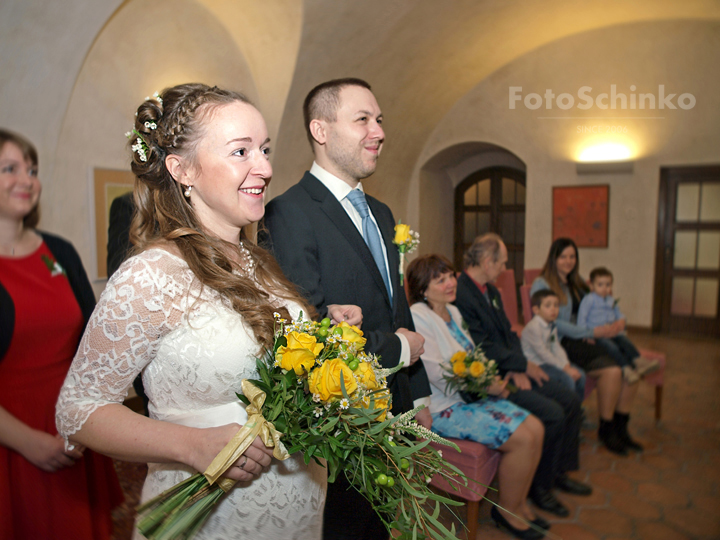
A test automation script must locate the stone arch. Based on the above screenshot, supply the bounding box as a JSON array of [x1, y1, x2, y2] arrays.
[[415, 142, 526, 263]]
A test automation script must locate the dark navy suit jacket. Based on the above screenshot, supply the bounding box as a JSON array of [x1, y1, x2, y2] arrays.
[[261, 172, 431, 413]]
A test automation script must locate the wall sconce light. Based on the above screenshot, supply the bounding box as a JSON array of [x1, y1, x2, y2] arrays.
[[576, 143, 634, 175]]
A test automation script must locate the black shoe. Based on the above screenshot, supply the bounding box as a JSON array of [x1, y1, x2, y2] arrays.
[[598, 418, 628, 455], [614, 412, 644, 452], [529, 488, 569, 517], [554, 474, 592, 496], [491, 506, 545, 539], [532, 515, 551, 530]]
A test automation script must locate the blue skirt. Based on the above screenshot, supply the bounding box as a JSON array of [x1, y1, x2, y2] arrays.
[[431, 397, 530, 449]]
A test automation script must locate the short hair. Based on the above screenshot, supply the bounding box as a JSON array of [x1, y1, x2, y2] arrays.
[[463, 233, 503, 269], [302, 78, 372, 149], [531, 289, 558, 308], [589, 266, 613, 283], [406, 254, 455, 306], [0, 128, 40, 228]]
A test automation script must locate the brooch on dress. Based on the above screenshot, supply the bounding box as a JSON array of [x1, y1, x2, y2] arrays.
[[41, 254, 66, 277]]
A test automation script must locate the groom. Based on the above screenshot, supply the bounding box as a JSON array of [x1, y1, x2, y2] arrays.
[[261, 78, 431, 540]]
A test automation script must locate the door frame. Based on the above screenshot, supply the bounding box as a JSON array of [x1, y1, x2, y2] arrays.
[[653, 164, 720, 334]]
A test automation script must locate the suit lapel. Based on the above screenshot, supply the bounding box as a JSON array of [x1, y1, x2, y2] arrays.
[[464, 274, 503, 329], [299, 174, 392, 307], [485, 285, 505, 329]]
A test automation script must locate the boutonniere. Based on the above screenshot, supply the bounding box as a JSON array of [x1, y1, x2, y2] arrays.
[[392, 220, 419, 285], [41, 254, 66, 277], [461, 318, 469, 331], [613, 298, 620, 308], [550, 333, 556, 343], [491, 297, 500, 310]]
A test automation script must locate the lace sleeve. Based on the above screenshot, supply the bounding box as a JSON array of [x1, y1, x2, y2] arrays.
[[56, 250, 192, 438]]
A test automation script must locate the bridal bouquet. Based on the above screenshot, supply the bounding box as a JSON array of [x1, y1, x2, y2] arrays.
[[443, 345, 499, 400], [136, 314, 468, 540]]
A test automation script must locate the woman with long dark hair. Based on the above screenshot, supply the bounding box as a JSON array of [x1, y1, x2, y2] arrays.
[[531, 238, 639, 455]]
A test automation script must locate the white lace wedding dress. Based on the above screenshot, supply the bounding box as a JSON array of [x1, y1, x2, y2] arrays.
[[56, 249, 326, 540]]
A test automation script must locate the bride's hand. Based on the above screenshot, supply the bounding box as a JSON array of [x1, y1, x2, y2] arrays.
[[188, 424, 274, 482], [327, 304, 363, 327]]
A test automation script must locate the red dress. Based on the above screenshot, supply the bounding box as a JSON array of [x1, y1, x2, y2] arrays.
[[0, 242, 123, 540]]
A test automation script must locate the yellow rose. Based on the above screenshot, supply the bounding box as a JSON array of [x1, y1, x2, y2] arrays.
[[394, 223, 411, 244], [452, 361, 468, 377], [450, 351, 467, 365], [375, 396, 390, 421], [308, 367, 324, 397], [355, 361, 378, 390], [308, 359, 358, 402], [285, 331, 324, 356], [469, 361, 485, 378], [275, 331, 325, 375], [336, 322, 367, 347], [361, 390, 391, 421], [278, 347, 317, 375]]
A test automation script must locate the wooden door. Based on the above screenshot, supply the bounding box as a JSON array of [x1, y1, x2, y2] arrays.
[[654, 166, 720, 336], [454, 167, 526, 285]]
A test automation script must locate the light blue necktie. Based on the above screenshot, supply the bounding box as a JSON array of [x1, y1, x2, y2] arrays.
[[346, 189, 393, 302]]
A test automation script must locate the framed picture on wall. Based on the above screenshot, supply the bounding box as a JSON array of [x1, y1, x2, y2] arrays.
[[552, 185, 609, 248], [94, 168, 135, 278]]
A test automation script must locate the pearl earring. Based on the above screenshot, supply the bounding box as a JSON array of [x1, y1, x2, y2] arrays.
[[184, 185, 192, 198]]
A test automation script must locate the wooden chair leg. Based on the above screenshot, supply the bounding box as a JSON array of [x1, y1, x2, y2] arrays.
[[655, 385, 663, 422], [465, 500, 479, 540]]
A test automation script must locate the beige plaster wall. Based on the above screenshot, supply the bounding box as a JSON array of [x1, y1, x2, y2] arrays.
[[412, 20, 720, 327], [269, 0, 720, 212], [50, 0, 258, 289]]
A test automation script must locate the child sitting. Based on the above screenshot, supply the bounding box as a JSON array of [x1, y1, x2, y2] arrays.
[[521, 289, 586, 401], [578, 267, 660, 383]]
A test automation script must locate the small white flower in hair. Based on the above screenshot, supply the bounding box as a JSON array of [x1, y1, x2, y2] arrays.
[[144, 121, 157, 130]]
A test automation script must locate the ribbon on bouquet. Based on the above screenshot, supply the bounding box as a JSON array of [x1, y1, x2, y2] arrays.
[[203, 379, 290, 492]]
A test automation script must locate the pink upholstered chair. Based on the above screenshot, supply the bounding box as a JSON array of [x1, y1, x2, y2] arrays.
[[520, 284, 533, 326], [429, 440, 500, 540], [495, 269, 524, 334], [524, 268, 542, 286]]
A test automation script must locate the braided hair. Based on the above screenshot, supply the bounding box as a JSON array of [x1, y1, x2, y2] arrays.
[[128, 83, 313, 351]]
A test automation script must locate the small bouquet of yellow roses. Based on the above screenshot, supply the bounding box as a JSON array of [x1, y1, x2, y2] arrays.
[[443, 345, 499, 401], [136, 314, 468, 540], [393, 220, 420, 285]]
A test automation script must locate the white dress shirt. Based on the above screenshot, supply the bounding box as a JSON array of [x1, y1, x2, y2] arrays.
[[520, 314, 570, 369], [310, 162, 411, 369]]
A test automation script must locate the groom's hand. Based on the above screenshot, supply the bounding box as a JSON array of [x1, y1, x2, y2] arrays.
[[327, 304, 363, 327], [397, 328, 424, 364]]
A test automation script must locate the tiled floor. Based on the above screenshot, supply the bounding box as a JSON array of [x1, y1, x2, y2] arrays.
[[111, 331, 720, 540], [436, 331, 720, 540]]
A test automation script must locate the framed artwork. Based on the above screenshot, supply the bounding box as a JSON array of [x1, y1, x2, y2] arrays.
[[552, 185, 609, 248], [94, 168, 135, 278]]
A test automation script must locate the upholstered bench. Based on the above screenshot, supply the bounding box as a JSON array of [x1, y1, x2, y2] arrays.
[[583, 349, 666, 422], [429, 439, 501, 539]]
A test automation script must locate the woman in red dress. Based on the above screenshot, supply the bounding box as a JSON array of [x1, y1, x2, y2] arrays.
[[0, 129, 122, 539]]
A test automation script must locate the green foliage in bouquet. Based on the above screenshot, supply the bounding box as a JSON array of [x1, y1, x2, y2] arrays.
[[238, 314, 468, 539], [136, 314, 474, 540]]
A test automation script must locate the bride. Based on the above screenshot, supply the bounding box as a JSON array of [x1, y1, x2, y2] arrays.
[[56, 83, 357, 539]]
